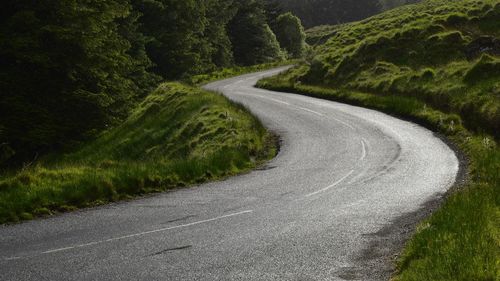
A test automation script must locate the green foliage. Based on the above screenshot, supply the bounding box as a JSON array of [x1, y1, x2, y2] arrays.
[[0, 0, 157, 166], [0, 83, 276, 223], [132, 0, 208, 79], [228, 0, 285, 66], [204, 0, 239, 68], [264, 0, 284, 30], [273, 12, 306, 58], [116, 8, 162, 98]]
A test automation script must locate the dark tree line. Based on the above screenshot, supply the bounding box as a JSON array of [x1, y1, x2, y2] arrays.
[[0, 0, 305, 166]]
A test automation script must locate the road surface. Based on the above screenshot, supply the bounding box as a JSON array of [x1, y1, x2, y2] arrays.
[[0, 68, 458, 281]]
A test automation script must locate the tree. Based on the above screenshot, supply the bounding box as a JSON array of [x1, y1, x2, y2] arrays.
[[0, 0, 154, 165], [203, 0, 238, 68], [228, 0, 284, 65], [132, 0, 208, 79], [264, 0, 285, 30], [274, 12, 306, 58], [117, 8, 161, 98]]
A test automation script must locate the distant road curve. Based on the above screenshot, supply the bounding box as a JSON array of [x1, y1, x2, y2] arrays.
[[0, 68, 458, 280]]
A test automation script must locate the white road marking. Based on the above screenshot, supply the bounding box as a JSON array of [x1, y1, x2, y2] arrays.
[[42, 246, 76, 254], [4, 256, 21, 261], [297, 106, 324, 116], [238, 90, 356, 130], [330, 117, 355, 130], [306, 170, 354, 197], [266, 97, 291, 105], [360, 139, 367, 161], [238, 92, 291, 106], [4, 210, 253, 260]]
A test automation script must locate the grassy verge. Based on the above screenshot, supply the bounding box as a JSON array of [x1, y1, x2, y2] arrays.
[[185, 60, 297, 86], [0, 82, 277, 224], [257, 70, 499, 280]]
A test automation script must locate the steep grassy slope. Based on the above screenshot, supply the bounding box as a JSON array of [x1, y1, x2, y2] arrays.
[[303, 0, 500, 138], [258, 0, 499, 280], [0, 83, 276, 223], [306, 24, 346, 46]]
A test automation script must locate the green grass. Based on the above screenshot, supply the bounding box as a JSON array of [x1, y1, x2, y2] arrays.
[[0, 82, 277, 223], [302, 0, 500, 138], [257, 0, 499, 279], [305, 24, 347, 46]]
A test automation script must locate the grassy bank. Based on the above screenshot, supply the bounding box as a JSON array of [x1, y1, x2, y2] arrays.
[[302, 0, 500, 138], [0, 82, 277, 224], [185, 60, 296, 86], [258, 66, 499, 281], [257, 0, 499, 279]]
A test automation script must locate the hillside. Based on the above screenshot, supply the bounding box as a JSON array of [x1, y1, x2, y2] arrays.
[[0, 83, 276, 223], [258, 0, 499, 280], [269, 0, 421, 28], [304, 0, 499, 137]]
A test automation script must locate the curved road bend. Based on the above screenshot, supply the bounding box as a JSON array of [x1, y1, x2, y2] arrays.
[[0, 67, 458, 281]]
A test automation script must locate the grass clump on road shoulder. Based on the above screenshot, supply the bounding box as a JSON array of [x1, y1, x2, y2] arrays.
[[0, 82, 277, 224], [257, 0, 499, 279]]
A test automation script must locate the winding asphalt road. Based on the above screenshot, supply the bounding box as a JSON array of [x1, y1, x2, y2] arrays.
[[0, 68, 458, 281]]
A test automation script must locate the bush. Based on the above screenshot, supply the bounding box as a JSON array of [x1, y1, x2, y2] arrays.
[[273, 12, 307, 58]]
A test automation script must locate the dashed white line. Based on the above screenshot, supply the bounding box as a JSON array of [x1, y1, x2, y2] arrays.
[[265, 97, 291, 105], [360, 139, 367, 161], [240, 92, 291, 106], [330, 117, 355, 130], [42, 246, 76, 254], [5, 210, 253, 260], [3, 256, 21, 261], [306, 170, 354, 197], [297, 106, 324, 117]]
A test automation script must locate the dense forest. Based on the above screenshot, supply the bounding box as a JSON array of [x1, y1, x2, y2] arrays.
[[0, 0, 306, 167]]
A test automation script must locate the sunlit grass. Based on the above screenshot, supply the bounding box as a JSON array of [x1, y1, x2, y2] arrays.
[[0, 82, 277, 223], [303, 0, 500, 138]]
